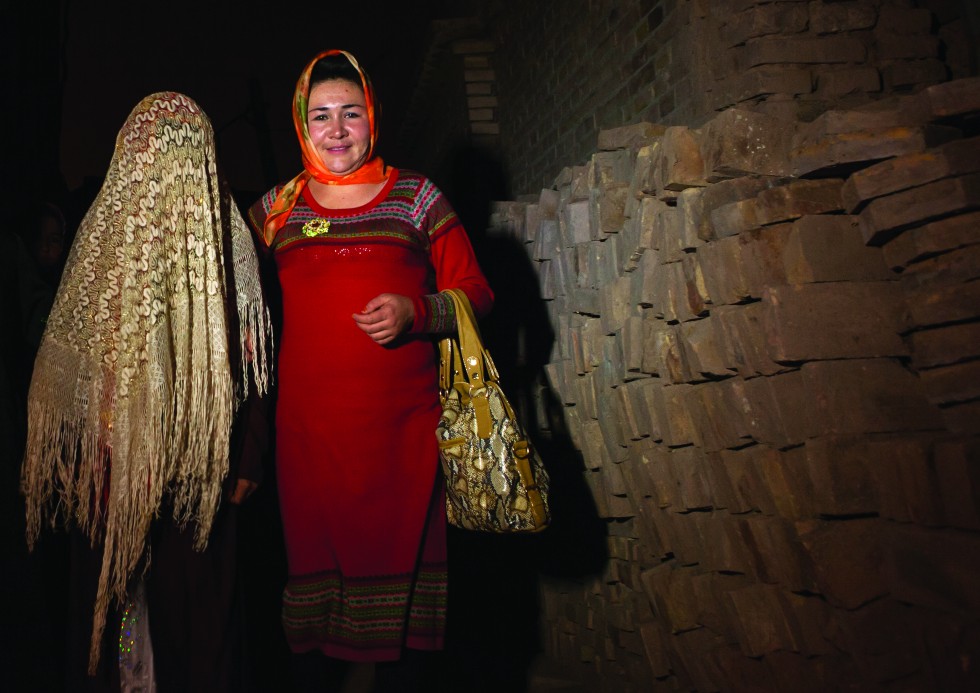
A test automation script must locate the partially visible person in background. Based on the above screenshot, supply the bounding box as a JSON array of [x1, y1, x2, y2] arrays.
[[6, 200, 68, 391], [24, 200, 69, 289], [20, 91, 273, 693]]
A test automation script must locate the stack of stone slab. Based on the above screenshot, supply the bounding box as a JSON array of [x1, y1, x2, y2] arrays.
[[487, 75, 980, 692]]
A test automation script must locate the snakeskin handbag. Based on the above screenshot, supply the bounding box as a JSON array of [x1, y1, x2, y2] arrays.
[[436, 288, 551, 533]]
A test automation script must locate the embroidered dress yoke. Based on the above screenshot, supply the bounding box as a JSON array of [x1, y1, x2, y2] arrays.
[[249, 169, 491, 661]]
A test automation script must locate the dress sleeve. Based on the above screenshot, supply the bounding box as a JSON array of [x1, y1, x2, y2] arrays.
[[409, 198, 494, 334], [410, 175, 493, 333]]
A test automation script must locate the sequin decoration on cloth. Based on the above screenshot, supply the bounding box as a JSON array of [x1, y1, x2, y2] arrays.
[[20, 92, 273, 673]]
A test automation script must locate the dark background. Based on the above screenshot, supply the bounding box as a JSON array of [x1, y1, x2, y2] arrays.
[[3, 4, 585, 691], [5, 0, 461, 230]]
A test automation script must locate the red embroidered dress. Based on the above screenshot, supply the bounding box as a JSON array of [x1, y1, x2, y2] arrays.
[[249, 169, 492, 661]]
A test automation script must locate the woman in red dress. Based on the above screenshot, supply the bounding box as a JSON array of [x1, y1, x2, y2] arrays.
[[248, 49, 493, 692]]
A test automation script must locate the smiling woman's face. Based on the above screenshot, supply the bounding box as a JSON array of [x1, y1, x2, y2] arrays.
[[307, 79, 371, 176]]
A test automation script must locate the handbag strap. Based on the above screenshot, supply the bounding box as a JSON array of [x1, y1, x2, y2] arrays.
[[440, 288, 490, 438], [438, 290, 465, 393], [439, 289, 518, 440], [450, 288, 485, 384], [438, 289, 479, 389], [438, 326, 455, 393], [438, 288, 500, 389]]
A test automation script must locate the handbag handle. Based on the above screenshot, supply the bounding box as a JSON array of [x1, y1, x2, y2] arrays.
[[438, 289, 506, 439], [438, 289, 479, 390]]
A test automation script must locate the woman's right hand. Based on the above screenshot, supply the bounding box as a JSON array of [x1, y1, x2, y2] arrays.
[[352, 293, 415, 345]]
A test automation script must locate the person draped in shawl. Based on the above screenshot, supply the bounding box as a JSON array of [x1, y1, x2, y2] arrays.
[[21, 91, 273, 689], [247, 50, 493, 691]]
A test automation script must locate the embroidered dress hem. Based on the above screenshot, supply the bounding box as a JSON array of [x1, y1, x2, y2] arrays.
[[282, 562, 448, 662]]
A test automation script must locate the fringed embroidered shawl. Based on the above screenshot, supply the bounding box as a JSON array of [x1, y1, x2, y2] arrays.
[[21, 91, 272, 672]]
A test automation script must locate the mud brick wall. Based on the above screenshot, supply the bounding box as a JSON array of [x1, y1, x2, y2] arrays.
[[395, 18, 484, 188], [486, 76, 980, 691], [482, 0, 978, 197]]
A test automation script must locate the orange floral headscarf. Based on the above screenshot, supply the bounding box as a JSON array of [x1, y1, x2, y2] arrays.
[[262, 49, 388, 245]]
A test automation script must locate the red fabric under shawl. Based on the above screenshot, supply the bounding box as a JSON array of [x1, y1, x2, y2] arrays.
[[249, 169, 491, 661]]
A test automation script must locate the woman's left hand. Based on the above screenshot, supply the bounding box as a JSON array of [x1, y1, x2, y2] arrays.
[[353, 293, 415, 345]]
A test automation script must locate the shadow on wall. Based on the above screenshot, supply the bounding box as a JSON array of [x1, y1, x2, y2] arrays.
[[438, 144, 609, 693]]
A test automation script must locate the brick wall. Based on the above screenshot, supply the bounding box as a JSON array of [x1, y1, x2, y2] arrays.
[[398, 2, 980, 689], [481, 0, 979, 196], [400, 1, 978, 197], [485, 0, 691, 196], [393, 20, 473, 188]]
